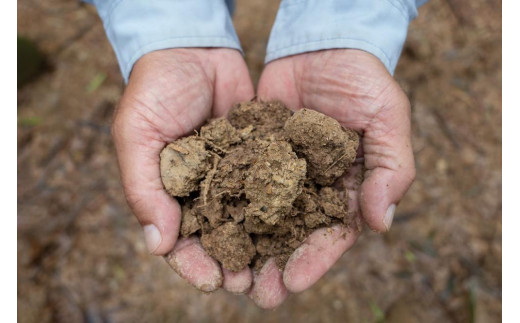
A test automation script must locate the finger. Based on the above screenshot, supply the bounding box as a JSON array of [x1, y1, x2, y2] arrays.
[[114, 53, 207, 256], [335, 163, 364, 219], [248, 258, 289, 309], [112, 108, 182, 255], [164, 237, 223, 292], [222, 267, 253, 294], [283, 225, 359, 293], [345, 164, 365, 231], [360, 93, 416, 232]]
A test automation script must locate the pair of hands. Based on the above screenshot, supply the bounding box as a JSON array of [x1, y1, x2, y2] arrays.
[[112, 48, 415, 308]]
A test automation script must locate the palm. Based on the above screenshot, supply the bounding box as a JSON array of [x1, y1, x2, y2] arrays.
[[112, 48, 414, 308], [251, 49, 415, 308], [112, 48, 255, 293], [259, 49, 407, 129]]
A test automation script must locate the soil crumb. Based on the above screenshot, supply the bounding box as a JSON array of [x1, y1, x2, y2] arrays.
[[160, 137, 211, 197], [284, 108, 359, 185], [201, 222, 256, 272], [160, 101, 360, 275]]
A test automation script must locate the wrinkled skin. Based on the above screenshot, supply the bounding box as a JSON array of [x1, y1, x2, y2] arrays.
[[112, 48, 255, 294], [249, 49, 416, 308], [112, 48, 415, 307]]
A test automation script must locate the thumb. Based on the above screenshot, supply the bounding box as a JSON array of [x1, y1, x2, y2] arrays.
[[360, 91, 416, 232], [112, 104, 182, 255]]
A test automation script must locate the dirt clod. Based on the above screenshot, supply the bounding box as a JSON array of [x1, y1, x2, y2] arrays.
[[229, 100, 291, 139], [284, 109, 359, 185], [200, 222, 256, 272], [244, 140, 307, 225], [160, 101, 361, 274], [160, 137, 211, 197], [200, 118, 241, 150]]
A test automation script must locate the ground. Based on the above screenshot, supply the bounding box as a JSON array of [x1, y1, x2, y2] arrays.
[[18, 0, 501, 322]]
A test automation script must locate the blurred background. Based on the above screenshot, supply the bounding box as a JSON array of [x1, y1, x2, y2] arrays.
[[17, 0, 501, 322]]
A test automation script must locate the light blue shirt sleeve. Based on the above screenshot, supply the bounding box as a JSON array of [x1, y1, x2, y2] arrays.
[[88, 0, 427, 81], [88, 0, 241, 82], [265, 0, 427, 75]]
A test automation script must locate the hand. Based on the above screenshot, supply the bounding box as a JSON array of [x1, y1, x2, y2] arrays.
[[251, 49, 416, 308], [112, 48, 255, 293]]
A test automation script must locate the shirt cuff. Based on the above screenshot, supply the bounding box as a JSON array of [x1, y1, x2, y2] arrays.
[[91, 0, 241, 82], [265, 0, 421, 75]]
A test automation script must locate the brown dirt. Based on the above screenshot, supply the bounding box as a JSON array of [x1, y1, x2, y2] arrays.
[[285, 108, 359, 186], [160, 137, 211, 197], [161, 102, 359, 272], [200, 222, 256, 272]]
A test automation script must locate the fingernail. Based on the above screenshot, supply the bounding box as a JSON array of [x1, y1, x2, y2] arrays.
[[144, 224, 162, 253], [384, 204, 396, 231]]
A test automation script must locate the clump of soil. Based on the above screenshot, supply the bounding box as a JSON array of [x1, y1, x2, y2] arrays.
[[160, 101, 360, 273], [285, 109, 359, 186]]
